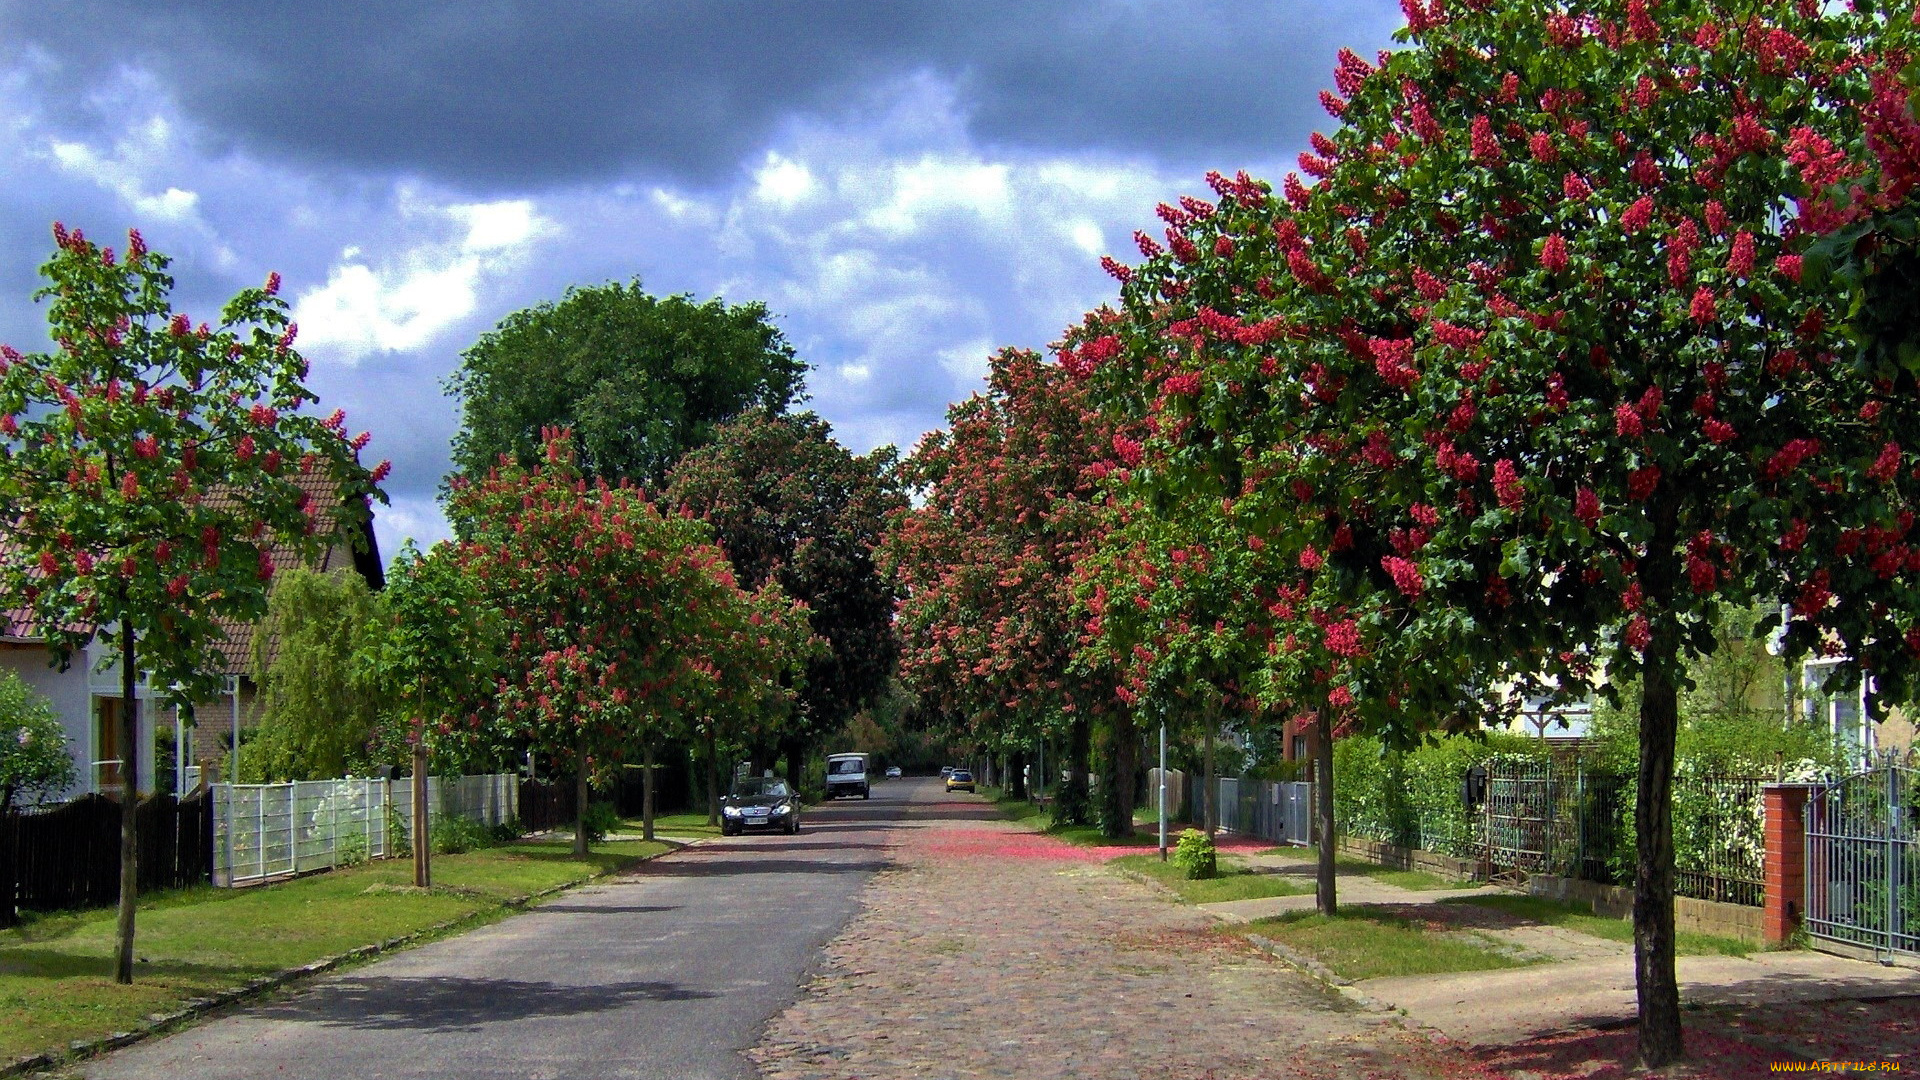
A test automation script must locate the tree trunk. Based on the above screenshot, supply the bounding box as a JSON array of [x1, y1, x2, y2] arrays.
[[1007, 747, 1027, 802], [1314, 710, 1337, 917], [573, 733, 591, 856], [1635, 631, 1684, 1065], [1061, 715, 1092, 826], [1103, 713, 1137, 839], [642, 739, 657, 842], [114, 629, 139, 985], [705, 730, 721, 827], [1203, 717, 1217, 837], [783, 738, 804, 793], [412, 742, 431, 888]]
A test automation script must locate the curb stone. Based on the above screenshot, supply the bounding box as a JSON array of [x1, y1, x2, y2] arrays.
[[2, 839, 691, 1079]]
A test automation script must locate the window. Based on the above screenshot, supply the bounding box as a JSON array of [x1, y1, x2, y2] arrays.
[[829, 759, 864, 775], [1803, 660, 1874, 767]]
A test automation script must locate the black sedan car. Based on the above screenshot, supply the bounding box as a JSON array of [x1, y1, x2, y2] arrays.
[[721, 777, 801, 836]]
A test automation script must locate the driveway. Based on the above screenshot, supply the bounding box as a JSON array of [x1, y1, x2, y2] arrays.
[[80, 780, 912, 1080]]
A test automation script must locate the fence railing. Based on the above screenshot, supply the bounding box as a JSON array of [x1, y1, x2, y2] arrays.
[[1189, 776, 1314, 847], [212, 773, 521, 886], [1471, 760, 1768, 906]]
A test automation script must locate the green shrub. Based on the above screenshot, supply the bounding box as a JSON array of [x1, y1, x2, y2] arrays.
[[431, 815, 494, 855], [489, 816, 524, 843], [335, 830, 371, 867], [1172, 829, 1218, 880], [581, 801, 622, 843]]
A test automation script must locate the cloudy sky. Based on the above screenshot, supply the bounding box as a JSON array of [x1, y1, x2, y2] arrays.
[[0, 1, 1403, 560]]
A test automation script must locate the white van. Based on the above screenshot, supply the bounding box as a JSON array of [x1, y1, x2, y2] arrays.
[[825, 753, 870, 799]]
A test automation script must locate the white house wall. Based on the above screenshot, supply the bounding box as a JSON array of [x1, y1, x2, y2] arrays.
[[1, 645, 94, 802], [1, 642, 157, 801]]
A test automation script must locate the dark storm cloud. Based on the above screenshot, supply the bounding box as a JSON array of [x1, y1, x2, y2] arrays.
[[4, 0, 1399, 190]]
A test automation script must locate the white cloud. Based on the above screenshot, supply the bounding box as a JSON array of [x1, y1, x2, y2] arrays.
[[1069, 222, 1105, 256], [753, 152, 816, 206], [651, 187, 719, 226], [292, 196, 554, 361], [865, 156, 1010, 235], [935, 338, 997, 381], [450, 199, 540, 252], [45, 115, 204, 226]]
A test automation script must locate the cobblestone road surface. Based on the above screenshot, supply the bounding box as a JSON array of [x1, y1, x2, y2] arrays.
[[750, 779, 1465, 1080]]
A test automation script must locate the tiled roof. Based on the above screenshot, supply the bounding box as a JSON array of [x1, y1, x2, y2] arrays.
[[0, 471, 383, 677]]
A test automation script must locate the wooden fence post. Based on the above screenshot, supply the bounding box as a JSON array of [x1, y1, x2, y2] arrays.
[[412, 745, 430, 889]]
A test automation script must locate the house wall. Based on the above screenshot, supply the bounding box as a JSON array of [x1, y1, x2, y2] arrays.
[[1, 643, 92, 802], [0, 641, 157, 800], [158, 680, 265, 781]]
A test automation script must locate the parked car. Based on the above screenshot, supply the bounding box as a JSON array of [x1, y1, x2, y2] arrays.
[[946, 769, 975, 793], [885, 766, 903, 778], [721, 776, 800, 835], [825, 752, 871, 799], [940, 765, 955, 779]]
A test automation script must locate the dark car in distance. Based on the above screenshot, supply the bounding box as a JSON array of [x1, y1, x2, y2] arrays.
[[721, 777, 800, 836]]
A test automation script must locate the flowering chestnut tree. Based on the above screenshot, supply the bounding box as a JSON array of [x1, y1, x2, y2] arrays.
[[0, 225, 386, 983], [445, 430, 772, 854], [1076, 1, 1920, 1065], [884, 349, 1124, 822]]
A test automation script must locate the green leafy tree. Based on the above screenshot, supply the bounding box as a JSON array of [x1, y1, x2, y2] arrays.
[[247, 568, 382, 780], [0, 224, 384, 983], [357, 540, 507, 775], [447, 281, 807, 489], [0, 672, 73, 810], [665, 410, 903, 784]]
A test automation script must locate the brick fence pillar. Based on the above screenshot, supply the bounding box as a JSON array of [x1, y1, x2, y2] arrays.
[[1763, 783, 1817, 946]]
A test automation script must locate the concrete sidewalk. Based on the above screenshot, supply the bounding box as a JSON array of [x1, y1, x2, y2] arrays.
[[1195, 860, 1920, 1048], [1363, 949, 1920, 1046]]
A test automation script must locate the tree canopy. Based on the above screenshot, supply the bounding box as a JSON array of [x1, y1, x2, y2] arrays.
[[446, 281, 808, 489], [665, 410, 903, 762], [248, 567, 384, 781]]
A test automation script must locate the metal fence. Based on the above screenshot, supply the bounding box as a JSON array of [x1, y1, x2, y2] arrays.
[[1472, 759, 1767, 906], [1191, 777, 1314, 847], [1805, 763, 1918, 957], [213, 773, 520, 886]]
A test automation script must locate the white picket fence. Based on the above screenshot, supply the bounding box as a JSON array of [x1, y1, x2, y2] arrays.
[[212, 774, 519, 886]]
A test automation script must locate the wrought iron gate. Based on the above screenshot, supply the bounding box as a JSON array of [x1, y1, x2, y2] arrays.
[[1804, 764, 1919, 958]]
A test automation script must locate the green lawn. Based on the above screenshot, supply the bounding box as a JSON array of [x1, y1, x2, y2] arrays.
[[0, 837, 670, 1064], [987, 790, 1160, 848], [621, 810, 724, 839], [1255, 845, 1470, 891], [1446, 893, 1754, 956], [1109, 854, 1312, 904], [1244, 908, 1535, 981]]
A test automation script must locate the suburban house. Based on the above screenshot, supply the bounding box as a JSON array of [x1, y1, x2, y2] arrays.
[[1, 471, 382, 803]]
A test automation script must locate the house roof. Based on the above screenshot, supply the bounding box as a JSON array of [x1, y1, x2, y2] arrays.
[[1, 470, 383, 678]]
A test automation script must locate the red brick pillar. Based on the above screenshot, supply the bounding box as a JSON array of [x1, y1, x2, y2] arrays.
[[1763, 784, 1815, 946]]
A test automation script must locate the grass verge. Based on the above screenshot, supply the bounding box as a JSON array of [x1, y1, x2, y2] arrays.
[[620, 811, 724, 840], [1244, 907, 1535, 981], [1110, 854, 1312, 904], [1446, 893, 1753, 956], [1255, 845, 1470, 891], [0, 837, 670, 1064], [986, 789, 1160, 848]]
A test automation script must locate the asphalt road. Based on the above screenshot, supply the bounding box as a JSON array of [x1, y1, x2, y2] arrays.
[[83, 778, 935, 1080]]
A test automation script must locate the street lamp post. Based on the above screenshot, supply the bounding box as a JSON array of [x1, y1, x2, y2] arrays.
[[1158, 721, 1167, 861]]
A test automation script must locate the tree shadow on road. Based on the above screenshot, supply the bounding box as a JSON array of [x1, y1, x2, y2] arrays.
[[253, 975, 717, 1032]]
